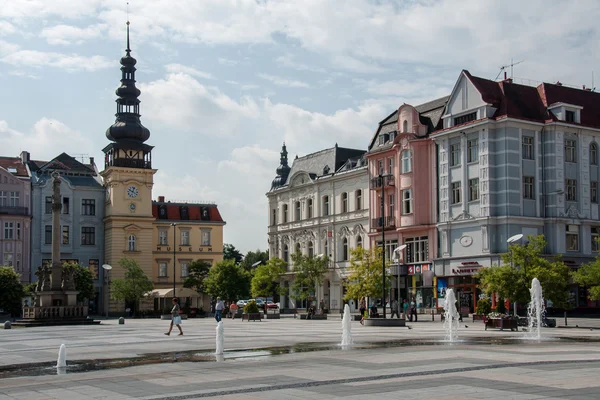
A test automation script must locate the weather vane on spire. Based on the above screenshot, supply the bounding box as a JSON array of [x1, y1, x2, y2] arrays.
[[126, 2, 131, 54]]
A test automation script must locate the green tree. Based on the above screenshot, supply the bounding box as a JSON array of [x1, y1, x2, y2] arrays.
[[572, 257, 600, 300], [290, 252, 328, 306], [62, 262, 94, 303], [0, 266, 25, 316], [205, 259, 250, 302], [183, 260, 212, 293], [223, 244, 244, 264], [476, 235, 570, 308], [240, 249, 269, 272], [110, 258, 154, 315], [251, 257, 286, 300], [343, 247, 390, 301]]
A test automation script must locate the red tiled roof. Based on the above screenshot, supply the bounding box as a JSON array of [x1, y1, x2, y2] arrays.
[[0, 157, 28, 177], [538, 83, 600, 128], [152, 202, 225, 223]]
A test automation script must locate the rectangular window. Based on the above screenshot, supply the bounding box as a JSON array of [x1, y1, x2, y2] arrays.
[[592, 227, 600, 252], [9, 191, 19, 207], [323, 196, 329, 216], [402, 189, 412, 214], [453, 112, 477, 126], [405, 236, 428, 263], [388, 194, 394, 217], [202, 230, 211, 246], [159, 230, 168, 245], [566, 225, 579, 251], [522, 136, 534, 160], [4, 222, 14, 239], [566, 110, 575, 123], [62, 226, 69, 245], [180, 230, 190, 246], [307, 200, 313, 218], [450, 143, 461, 167], [4, 253, 13, 267], [45, 196, 52, 214], [181, 262, 189, 277], [159, 262, 168, 277], [271, 209, 277, 225], [388, 157, 394, 174], [565, 139, 577, 163], [355, 191, 362, 211], [467, 139, 479, 163], [44, 225, 52, 244], [81, 199, 96, 216], [62, 197, 70, 214], [523, 176, 535, 200], [566, 179, 577, 201], [283, 204, 288, 223], [592, 182, 598, 204], [16, 223, 21, 240], [469, 178, 479, 201], [341, 194, 348, 213], [81, 227, 95, 245], [451, 181, 462, 204], [0, 191, 6, 206]]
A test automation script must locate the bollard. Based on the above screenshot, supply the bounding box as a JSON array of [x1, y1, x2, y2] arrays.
[[564, 311, 567, 327], [432, 309, 434, 322], [118, 317, 125, 325], [3, 321, 11, 329]]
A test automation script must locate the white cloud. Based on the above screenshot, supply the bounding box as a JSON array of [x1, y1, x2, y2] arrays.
[[8, 70, 39, 79], [241, 84, 260, 91], [40, 24, 106, 45], [258, 73, 309, 88], [165, 63, 214, 79], [1, 50, 113, 71], [0, 39, 19, 56], [218, 57, 238, 66], [0, 21, 16, 36], [275, 54, 325, 73]]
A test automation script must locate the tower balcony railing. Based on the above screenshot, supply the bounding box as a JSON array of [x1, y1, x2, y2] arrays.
[[0, 206, 29, 216], [370, 216, 396, 231], [106, 158, 152, 169], [370, 174, 394, 189]]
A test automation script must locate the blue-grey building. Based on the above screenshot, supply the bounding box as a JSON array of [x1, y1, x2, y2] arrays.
[[28, 153, 105, 313], [432, 70, 600, 311]]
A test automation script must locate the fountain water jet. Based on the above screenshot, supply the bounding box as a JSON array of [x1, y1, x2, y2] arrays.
[[527, 278, 545, 340], [341, 304, 353, 348], [443, 289, 460, 342], [215, 321, 224, 355], [56, 344, 67, 368]]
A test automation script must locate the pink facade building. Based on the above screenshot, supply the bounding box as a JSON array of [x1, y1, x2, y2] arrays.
[[366, 97, 448, 309], [0, 152, 32, 283]]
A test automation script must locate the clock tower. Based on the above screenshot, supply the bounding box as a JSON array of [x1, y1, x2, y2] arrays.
[[101, 21, 156, 312]]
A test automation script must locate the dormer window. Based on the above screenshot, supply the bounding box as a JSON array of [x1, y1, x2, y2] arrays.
[[180, 206, 189, 220], [323, 165, 330, 175], [566, 110, 576, 123]]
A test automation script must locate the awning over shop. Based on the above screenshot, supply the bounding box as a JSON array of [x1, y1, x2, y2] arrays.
[[151, 288, 200, 298]]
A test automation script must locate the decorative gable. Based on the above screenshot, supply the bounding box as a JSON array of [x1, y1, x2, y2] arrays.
[[442, 71, 495, 129], [397, 104, 427, 136]]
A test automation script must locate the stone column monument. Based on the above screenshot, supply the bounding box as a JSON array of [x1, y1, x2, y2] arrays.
[[50, 171, 63, 292]]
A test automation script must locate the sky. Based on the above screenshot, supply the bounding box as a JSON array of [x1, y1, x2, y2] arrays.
[[1, 0, 599, 253]]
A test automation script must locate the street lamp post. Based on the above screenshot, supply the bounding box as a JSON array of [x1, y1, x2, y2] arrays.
[[507, 233, 524, 316], [392, 245, 407, 314], [102, 264, 112, 318], [171, 223, 177, 298], [378, 174, 388, 318]]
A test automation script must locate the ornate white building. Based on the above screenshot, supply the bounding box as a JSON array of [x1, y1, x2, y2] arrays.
[[267, 143, 370, 313]]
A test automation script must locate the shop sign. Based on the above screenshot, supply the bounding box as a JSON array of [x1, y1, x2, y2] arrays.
[[408, 263, 432, 275], [451, 263, 481, 275]]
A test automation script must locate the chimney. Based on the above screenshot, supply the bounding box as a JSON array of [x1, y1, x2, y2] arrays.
[[20, 151, 30, 163], [504, 71, 507, 80], [158, 196, 165, 202], [556, 81, 562, 86], [583, 85, 586, 90], [89, 157, 95, 165]]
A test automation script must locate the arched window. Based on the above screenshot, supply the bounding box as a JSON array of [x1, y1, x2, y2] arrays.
[[356, 236, 363, 248], [341, 192, 348, 213], [308, 241, 314, 258], [307, 198, 313, 218], [591, 143, 598, 166], [283, 244, 289, 262], [401, 150, 412, 173], [342, 238, 348, 261], [355, 190, 362, 210], [295, 201, 301, 221], [295, 242, 301, 254], [323, 195, 330, 216], [128, 234, 136, 251], [403, 120, 408, 133]]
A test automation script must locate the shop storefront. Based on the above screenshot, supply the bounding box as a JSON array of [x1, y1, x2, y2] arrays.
[[405, 263, 435, 309]]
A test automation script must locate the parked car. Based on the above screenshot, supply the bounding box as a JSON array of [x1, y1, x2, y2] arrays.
[[236, 300, 248, 308], [249, 298, 265, 309], [266, 301, 279, 309]]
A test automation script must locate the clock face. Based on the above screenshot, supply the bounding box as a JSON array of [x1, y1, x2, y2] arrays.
[[127, 186, 139, 198], [129, 203, 136, 211]]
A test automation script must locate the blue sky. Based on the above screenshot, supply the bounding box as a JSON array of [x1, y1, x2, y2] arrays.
[[1, 0, 599, 253]]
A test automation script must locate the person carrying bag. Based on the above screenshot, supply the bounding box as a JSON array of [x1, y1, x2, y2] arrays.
[[165, 297, 183, 336]]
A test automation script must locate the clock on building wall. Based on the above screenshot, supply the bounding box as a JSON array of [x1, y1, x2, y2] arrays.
[[460, 235, 473, 247], [127, 186, 139, 198]]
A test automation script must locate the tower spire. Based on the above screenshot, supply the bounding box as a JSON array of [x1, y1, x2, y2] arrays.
[[271, 142, 291, 190], [126, 21, 131, 56]]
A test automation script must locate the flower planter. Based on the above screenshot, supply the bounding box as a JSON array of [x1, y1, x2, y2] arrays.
[[472, 314, 486, 322], [241, 313, 262, 322], [485, 317, 517, 331]]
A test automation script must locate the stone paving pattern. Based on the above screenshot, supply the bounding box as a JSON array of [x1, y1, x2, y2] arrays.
[[1, 316, 600, 399]]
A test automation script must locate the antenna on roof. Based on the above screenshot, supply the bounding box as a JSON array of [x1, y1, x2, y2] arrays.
[[592, 71, 596, 92], [494, 58, 524, 81]]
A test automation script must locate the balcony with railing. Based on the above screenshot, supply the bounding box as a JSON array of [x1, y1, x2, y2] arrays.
[[0, 206, 29, 216], [370, 174, 395, 189], [371, 216, 396, 231]]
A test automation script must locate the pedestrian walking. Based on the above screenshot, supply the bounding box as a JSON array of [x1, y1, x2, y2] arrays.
[[215, 297, 224, 322], [359, 297, 366, 325], [403, 299, 409, 319], [319, 298, 325, 314], [390, 299, 400, 318], [164, 297, 183, 336], [410, 297, 418, 322]]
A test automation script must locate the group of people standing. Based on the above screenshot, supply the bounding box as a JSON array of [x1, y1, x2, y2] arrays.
[[358, 297, 419, 325], [164, 296, 225, 336]]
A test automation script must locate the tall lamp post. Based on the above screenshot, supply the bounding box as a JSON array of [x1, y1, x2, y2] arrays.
[[171, 222, 177, 297], [102, 264, 112, 318], [379, 174, 389, 318], [507, 233, 524, 316], [392, 245, 407, 311]]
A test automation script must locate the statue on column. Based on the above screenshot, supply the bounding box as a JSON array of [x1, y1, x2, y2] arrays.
[[62, 267, 76, 291]]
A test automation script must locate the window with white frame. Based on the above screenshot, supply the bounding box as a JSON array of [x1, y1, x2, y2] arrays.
[[322, 196, 329, 216], [566, 224, 579, 251], [308, 241, 314, 258], [356, 235, 363, 248], [591, 143, 598, 165], [0, 191, 6, 206], [523, 176, 535, 200], [450, 143, 461, 167], [62, 226, 69, 245], [592, 181, 598, 204], [522, 136, 534, 160], [469, 178, 479, 201], [282, 204, 289, 223], [405, 236, 428, 263], [592, 227, 600, 252], [467, 139, 479, 163], [128, 235, 136, 251], [9, 191, 19, 207], [159, 230, 168, 245], [402, 189, 412, 214], [388, 157, 394, 174], [307, 199, 313, 218], [295, 201, 301, 220], [451, 181, 462, 204], [45, 196, 52, 214], [388, 194, 395, 217], [341, 192, 348, 213], [355, 190, 362, 210], [566, 179, 577, 201], [378, 159, 384, 175], [4, 222, 13, 239], [16, 223, 20, 240], [401, 150, 412, 173], [324, 239, 329, 258], [180, 230, 190, 246], [271, 208, 277, 225], [341, 238, 348, 261], [201, 230, 211, 246], [3, 253, 12, 267], [44, 225, 52, 244], [181, 262, 189, 277], [565, 139, 577, 163], [159, 262, 168, 277]]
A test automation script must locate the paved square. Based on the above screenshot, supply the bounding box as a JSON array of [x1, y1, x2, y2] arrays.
[[1, 316, 600, 399]]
